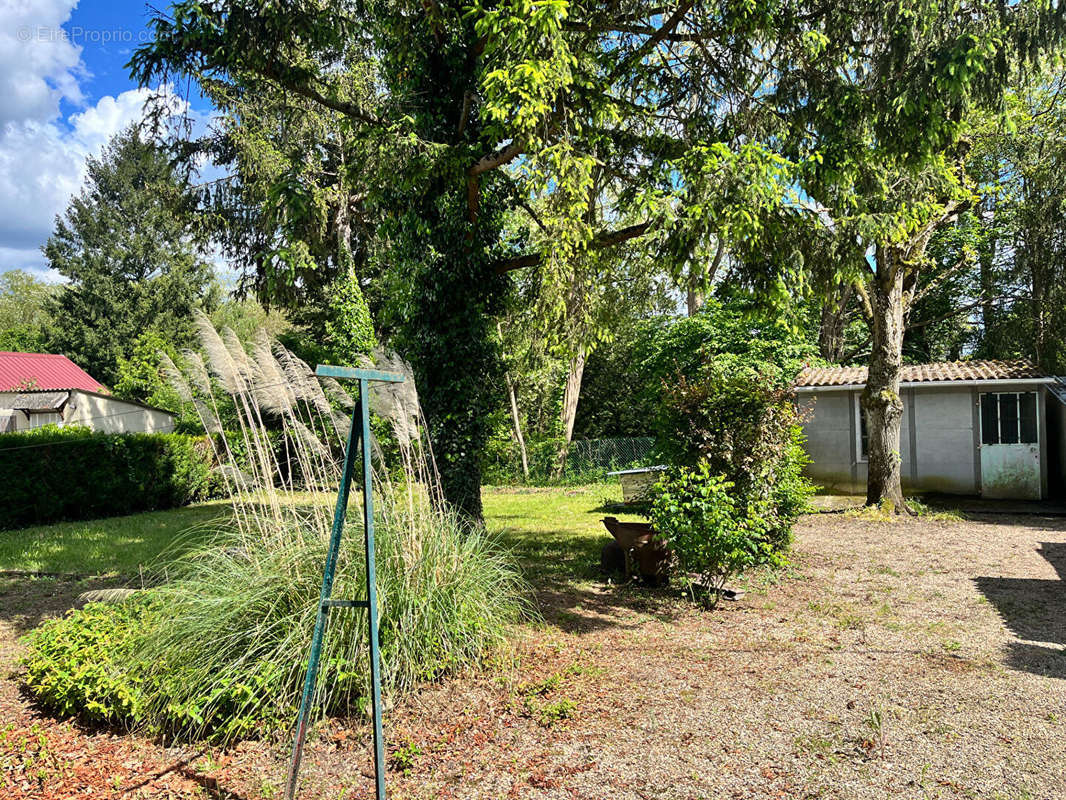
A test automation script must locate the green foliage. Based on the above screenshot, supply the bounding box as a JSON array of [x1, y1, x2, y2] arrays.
[[22, 493, 528, 743], [114, 331, 188, 413], [0, 270, 56, 352], [571, 318, 664, 440], [23, 597, 158, 724], [323, 270, 377, 364], [209, 297, 292, 345], [483, 434, 585, 485], [964, 79, 1066, 374], [640, 305, 815, 553], [43, 127, 217, 386], [639, 300, 816, 392], [0, 325, 47, 353], [0, 427, 219, 529], [648, 465, 784, 608], [652, 365, 814, 553]]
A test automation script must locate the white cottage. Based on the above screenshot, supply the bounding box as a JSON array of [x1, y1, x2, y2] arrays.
[[0, 351, 175, 435], [796, 360, 1066, 501]]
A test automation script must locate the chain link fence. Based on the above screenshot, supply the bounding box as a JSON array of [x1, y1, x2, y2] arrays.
[[565, 437, 657, 475], [482, 435, 658, 485]]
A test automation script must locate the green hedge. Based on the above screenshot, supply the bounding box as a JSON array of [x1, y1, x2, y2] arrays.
[[0, 426, 219, 529]]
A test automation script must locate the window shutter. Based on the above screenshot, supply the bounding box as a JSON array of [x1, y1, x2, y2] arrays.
[[1019, 393, 1038, 444], [980, 394, 998, 445]]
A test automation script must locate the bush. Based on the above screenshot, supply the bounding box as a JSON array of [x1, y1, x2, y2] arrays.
[[23, 596, 157, 724], [0, 426, 220, 529], [481, 434, 597, 485], [22, 489, 528, 742], [653, 361, 814, 552], [647, 464, 784, 607]]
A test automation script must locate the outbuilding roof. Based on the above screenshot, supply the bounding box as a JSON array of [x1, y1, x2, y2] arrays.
[[796, 359, 1049, 389], [10, 391, 70, 411], [0, 352, 105, 393]]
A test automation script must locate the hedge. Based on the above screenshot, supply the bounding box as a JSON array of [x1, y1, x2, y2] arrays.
[[0, 426, 220, 529]]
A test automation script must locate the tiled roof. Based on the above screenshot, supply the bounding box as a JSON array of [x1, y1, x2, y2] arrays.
[[0, 352, 105, 393], [796, 360, 1047, 388]]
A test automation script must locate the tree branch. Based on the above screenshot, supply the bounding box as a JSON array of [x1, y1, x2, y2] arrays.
[[853, 278, 875, 324], [493, 222, 652, 274], [610, 0, 696, 79], [469, 138, 525, 176], [255, 63, 383, 128]]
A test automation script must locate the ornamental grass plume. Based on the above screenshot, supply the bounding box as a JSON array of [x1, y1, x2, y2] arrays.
[[22, 320, 529, 743]]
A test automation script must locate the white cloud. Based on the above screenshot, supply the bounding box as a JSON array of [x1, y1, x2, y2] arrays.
[[0, 2, 175, 274], [0, 0, 84, 128], [0, 87, 155, 271]]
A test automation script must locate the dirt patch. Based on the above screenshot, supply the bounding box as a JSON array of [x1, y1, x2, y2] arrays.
[[2, 513, 1065, 799]]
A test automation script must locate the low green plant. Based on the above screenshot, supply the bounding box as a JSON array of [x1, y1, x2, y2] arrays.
[[22, 490, 528, 742], [22, 597, 157, 725], [389, 739, 423, 775], [647, 464, 787, 608]]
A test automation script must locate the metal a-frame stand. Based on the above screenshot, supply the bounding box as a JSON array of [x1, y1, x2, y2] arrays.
[[285, 365, 404, 800]]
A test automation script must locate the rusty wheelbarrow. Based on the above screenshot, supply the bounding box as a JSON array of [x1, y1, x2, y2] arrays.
[[600, 516, 670, 586]]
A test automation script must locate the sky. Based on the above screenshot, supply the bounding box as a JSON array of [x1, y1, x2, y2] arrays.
[[0, 0, 212, 280]]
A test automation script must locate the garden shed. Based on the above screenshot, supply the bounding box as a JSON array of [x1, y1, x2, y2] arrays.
[[0, 351, 175, 434], [796, 360, 1066, 501]]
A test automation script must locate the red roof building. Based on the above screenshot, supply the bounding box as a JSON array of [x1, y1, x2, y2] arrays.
[[0, 352, 106, 393]]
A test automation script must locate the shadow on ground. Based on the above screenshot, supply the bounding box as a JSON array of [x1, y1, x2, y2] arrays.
[[0, 574, 125, 639], [532, 580, 683, 634], [974, 541, 1066, 679]]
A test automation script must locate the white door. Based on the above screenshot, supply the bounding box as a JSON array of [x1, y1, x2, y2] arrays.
[[979, 392, 1041, 500]]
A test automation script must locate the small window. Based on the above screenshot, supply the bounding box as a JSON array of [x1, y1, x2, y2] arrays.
[[29, 412, 62, 429], [980, 392, 1038, 445]]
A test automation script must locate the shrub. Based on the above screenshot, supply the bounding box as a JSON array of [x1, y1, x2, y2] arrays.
[[0, 426, 219, 529], [647, 464, 784, 607], [22, 489, 528, 742], [653, 361, 814, 552], [23, 597, 157, 724]]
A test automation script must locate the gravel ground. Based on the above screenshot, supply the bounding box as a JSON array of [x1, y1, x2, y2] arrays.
[[2, 512, 1064, 799]]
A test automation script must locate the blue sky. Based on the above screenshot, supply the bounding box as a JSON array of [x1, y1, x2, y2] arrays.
[[0, 1, 213, 279], [62, 0, 154, 114]]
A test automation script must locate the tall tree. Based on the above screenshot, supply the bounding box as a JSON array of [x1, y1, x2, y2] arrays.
[[193, 73, 377, 365], [971, 77, 1066, 374], [726, 3, 1063, 509], [131, 1, 1064, 517], [129, 2, 775, 519], [44, 127, 217, 385]]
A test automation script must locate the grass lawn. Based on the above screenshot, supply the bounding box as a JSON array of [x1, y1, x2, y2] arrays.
[[482, 483, 645, 581], [0, 483, 641, 579], [0, 500, 232, 576]]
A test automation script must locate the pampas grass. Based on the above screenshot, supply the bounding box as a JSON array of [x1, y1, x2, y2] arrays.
[[23, 319, 529, 743]]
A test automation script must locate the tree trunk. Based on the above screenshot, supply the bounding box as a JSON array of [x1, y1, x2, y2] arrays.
[[505, 372, 529, 480], [979, 198, 996, 338], [862, 250, 908, 511], [403, 187, 507, 524], [553, 351, 586, 478], [1032, 248, 1046, 367], [818, 280, 853, 362], [686, 276, 704, 316]]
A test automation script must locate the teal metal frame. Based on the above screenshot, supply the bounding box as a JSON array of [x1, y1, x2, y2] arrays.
[[285, 365, 405, 800]]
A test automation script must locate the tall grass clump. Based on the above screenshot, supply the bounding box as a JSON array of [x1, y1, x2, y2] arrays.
[[23, 316, 529, 742]]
